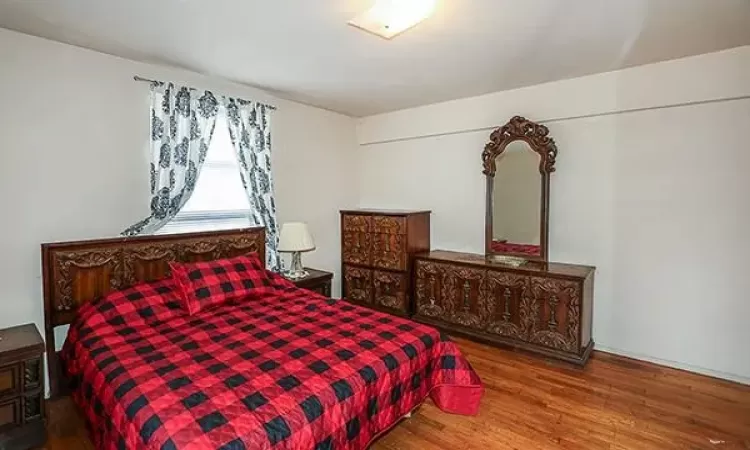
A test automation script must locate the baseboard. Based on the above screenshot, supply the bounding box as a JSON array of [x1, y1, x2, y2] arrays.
[[594, 344, 750, 386]]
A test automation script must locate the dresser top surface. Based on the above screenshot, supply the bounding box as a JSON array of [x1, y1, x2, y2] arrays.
[[340, 209, 431, 216], [416, 250, 595, 278]]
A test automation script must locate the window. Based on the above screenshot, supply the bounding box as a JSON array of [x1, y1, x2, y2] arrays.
[[159, 112, 251, 234]]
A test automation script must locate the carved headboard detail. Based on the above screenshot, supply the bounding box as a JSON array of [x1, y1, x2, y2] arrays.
[[41, 227, 265, 397]]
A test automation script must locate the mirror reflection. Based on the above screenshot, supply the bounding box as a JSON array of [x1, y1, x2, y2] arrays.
[[491, 141, 541, 256]]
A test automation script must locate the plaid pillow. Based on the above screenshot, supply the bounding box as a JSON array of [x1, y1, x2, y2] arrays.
[[169, 253, 275, 315]]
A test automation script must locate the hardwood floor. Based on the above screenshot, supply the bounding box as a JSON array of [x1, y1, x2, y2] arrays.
[[42, 338, 750, 449]]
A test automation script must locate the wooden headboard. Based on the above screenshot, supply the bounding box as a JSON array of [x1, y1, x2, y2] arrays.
[[41, 227, 265, 397]]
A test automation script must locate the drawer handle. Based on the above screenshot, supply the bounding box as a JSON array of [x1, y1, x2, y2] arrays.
[[548, 295, 559, 330], [428, 275, 437, 306], [462, 280, 471, 311], [502, 288, 512, 322]]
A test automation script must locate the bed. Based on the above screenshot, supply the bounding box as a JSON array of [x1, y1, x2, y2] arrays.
[[42, 228, 483, 450]]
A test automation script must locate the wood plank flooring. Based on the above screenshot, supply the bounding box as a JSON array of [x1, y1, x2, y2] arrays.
[[42, 338, 750, 449]]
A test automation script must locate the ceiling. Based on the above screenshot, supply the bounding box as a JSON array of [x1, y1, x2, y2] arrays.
[[1, 0, 749, 117]]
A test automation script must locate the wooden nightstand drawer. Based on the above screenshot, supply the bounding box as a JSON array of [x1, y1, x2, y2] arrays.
[[305, 284, 331, 297], [0, 398, 21, 430], [0, 365, 19, 398], [288, 268, 333, 298]]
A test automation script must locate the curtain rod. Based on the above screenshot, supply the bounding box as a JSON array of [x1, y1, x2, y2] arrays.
[[133, 75, 277, 111]]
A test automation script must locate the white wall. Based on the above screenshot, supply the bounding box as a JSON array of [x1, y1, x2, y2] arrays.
[[356, 46, 750, 384], [0, 28, 358, 349], [2, 25, 749, 385]]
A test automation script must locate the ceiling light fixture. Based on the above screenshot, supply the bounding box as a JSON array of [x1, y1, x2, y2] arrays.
[[348, 0, 437, 40]]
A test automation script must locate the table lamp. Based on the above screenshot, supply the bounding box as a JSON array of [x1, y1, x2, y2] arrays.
[[278, 222, 315, 280]]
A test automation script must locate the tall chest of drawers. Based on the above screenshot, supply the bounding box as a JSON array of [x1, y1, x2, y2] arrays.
[[340, 210, 430, 316]]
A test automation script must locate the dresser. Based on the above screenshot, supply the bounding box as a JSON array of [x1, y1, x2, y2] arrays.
[[0, 324, 45, 450], [341, 210, 430, 316], [413, 251, 594, 365]]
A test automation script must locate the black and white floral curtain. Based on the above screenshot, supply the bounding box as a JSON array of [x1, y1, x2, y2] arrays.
[[122, 82, 219, 236], [224, 98, 281, 272]]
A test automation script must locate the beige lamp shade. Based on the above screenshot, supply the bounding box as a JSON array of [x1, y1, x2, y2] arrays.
[[278, 222, 315, 252]]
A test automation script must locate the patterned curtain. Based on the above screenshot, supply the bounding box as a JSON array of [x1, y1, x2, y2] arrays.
[[122, 83, 219, 236], [224, 98, 281, 272]]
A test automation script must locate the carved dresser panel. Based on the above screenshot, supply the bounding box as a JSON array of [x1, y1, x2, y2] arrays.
[[413, 250, 594, 365], [341, 210, 430, 316]]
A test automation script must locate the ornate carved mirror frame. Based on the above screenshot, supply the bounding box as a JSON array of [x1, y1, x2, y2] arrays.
[[482, 116, 558, 262]]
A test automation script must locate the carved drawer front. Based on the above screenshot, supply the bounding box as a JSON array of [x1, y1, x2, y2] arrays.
[[371, 233, 406, 271], [343, 265, 373, 304], [342, 215, 371, 233], [371, 215, 406, 235], [0, 365, 18, 397], [414, 260, 446, 319], [23, 359, 41, 390], [528, 276, 581, 353], [441, 266, 488, 329], [0, 398, 20, 430], [485, 271, 530, 340], [342, 231, 372, 266], [372, 270, 408, 313]]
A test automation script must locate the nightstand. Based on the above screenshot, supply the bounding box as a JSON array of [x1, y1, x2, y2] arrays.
[[0, 324, 45, 450], [288, 268, 333, 297]]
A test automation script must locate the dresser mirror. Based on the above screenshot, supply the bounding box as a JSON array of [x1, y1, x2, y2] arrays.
[[483, 116, 557, 262]]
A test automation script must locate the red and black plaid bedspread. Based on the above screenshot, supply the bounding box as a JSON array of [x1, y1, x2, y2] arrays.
[[62, 275, 483, 450]]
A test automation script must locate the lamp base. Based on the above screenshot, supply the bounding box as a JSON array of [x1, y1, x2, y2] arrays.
[[284, 252, 309, 280]]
